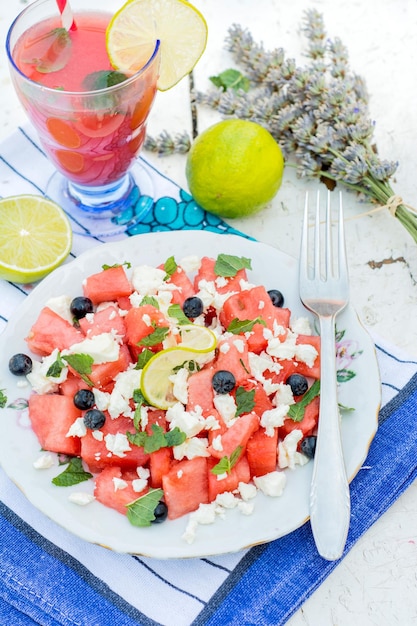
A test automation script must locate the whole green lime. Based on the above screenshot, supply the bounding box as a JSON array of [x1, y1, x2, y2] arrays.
[[185, 119, 284, 218]]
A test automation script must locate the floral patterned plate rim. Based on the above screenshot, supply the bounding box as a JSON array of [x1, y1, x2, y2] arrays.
[[0, 231, 381, 558]]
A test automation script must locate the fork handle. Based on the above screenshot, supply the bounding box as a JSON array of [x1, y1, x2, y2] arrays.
[[309, 314, 350, 561]]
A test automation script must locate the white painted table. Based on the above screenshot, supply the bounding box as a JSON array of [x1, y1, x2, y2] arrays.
[[1, 1, 417, 624]]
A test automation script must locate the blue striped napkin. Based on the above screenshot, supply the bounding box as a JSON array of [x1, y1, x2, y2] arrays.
[[1, 127, 416, 626]]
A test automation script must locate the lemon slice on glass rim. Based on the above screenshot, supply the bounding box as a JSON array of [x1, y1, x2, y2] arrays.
[[106, 0, 208, 91], [141, 325, 217, 409], [0, 195, 72, 284]]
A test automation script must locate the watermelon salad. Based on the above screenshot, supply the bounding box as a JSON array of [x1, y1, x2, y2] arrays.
[[8, 253, 321, 542]]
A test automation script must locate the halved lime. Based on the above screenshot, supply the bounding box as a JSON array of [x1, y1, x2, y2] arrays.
[[0, 195, 72, 283], [141, 325, 216, 409], [106, 0, 208, 91]]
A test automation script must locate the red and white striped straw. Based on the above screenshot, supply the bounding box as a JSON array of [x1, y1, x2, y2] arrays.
[[56, 0, 77, 31]]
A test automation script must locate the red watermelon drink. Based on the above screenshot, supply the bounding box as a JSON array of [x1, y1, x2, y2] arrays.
[[6, 0, 160, 219]]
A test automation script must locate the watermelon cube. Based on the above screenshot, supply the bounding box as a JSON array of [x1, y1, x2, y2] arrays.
[[208, 454, 251, 501], [162, 457, 209, 520], [208, 411, 260, 460], [28, 393, 82, 455], [83, 265, 133, 305], [78, 304, 126, 339], [94, 466, 148, 515], [246, 426, 279, 477], [26, 306, 84, 356]]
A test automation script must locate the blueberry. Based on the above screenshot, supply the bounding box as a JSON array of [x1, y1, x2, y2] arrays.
[[183, 296, 204, 319], [74, 389, 95, 410], [151, 501, 168, 524], [83, 409, 106, 430], [286, 373, 309, 396], [267, 289, 284, 307], [212, 370, 236, 394], [301, 435, 317, 459], [9, 353, 33, 376], [70, 296, 94, 320]]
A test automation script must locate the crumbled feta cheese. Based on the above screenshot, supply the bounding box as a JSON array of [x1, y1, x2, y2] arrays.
[[196, 279, 237, 310], [238, 500, 255, 515], [168, 367, 189, 405], [66, 417, 87, 438], [233, 339, 245, 353], [104, 433, 131, 457], [131, 265, 168, 295], [238, 481, 257, 501], [113, 477, 128, 491], [278, 430, 310, 469], [179, 255, 201, 273], [291, 316, 312, 335], [215, 492, 238, 509], [166, 403, 204, 437], [265, 329, 297, 360], [137, 466, 150, 480], [191, 502, 217, 524], [26, 348, 68, 394], [132, 478, 147, 493], [213, 394, 237, 426], [273, 383, 295, 407], [93, 388, 111, 411], [294, 343, 318, 368], [219, 342, 230, 354], [108, 367, 142, 419], [248, 351, 283, 394], [45, 295, 73, 323], [211, 434, 223, 452], [182, 519, 198, 544], [33, 454, 55, 469], [215, 276, 228, 289], [66, 332, 120, 364], [254, 471, 287, 497], [177, 469, 184, 479], [92, 430, 104, 441], [216, 472, 228, 481], [260, 405, 289, 437], [173, 437, 210, 460], [142, 313, 152, 327], [68, 492, 95, 506]]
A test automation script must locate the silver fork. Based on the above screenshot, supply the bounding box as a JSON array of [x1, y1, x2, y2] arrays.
[[299, 189, 350, 561]]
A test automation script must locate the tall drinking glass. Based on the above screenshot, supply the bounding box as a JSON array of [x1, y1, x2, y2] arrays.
[[6, 0, 160, 233]]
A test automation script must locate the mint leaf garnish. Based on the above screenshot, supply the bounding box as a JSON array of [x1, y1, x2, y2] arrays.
[[168, 303, 192, 325], [138, 325, 169, 347], [209, 69, 250, 92], [22, 28, 72, 74], [235, 386, 255, 417], [139, 295, 159, 308], [62, 353, 94, 387], [46, 352, 66, 377], [227, 316, 266, 334], [0, 390, 7, 409], [164, 256, 178, 279], [211, 445, 243, 475], [287, 380, 321, 422], [52, 457, 92, 487], [135, 348, 154, 370], [214, 254, 252, 277], [126, 488, 164, 527], [102, 261, 131, 270], [127, 424, 186, 454]]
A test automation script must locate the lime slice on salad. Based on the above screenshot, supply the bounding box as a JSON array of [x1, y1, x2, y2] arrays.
[[0, 195, 72, 284], [106, 0, 208, 91], [141, 325, 216, 409]]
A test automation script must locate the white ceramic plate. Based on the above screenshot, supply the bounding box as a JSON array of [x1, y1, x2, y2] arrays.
[[0, 231, 380, 558]]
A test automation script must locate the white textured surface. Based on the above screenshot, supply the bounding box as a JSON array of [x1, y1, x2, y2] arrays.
[[1, 1, 417, 624]]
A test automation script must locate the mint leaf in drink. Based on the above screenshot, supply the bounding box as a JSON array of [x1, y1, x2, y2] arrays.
[[214, 254, 252, 277], [126, 489, 164, 527], [62, 353, 94, 387], [52, 457, 93, 486], [83, 70, 129, 91], [227, 317, 266, 334], [23, 28, 72, 74], [235, 386, 255, 417], [210, 69, 250, 92], [287, 380, 320, 422]]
